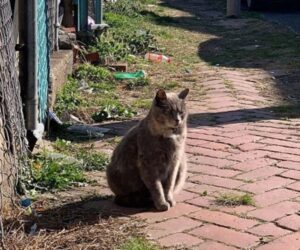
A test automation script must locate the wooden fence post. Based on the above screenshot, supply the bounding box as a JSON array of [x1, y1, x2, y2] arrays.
[[227, 0, 241, 17]]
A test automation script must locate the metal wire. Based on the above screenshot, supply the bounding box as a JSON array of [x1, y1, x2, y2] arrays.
[[0, 0, 28, 245]]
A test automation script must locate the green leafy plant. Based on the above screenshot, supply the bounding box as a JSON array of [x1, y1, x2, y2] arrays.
[[54, 77, 86, 115], [53, 139, 110, 171], [92, 103, 136, 122], [75, 64, 112, 82], [30, 152, 86, 190], [132, 98, 152, 109], [216, 193, 254, 206], [126, 78, 150, 90]]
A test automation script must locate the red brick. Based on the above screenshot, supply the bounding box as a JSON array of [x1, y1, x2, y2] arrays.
[[270, 152, 300, 162], [228, 151, 269, 162], [247, 201, 300, 221], [175, 190, 199, 203], [257, 232, 300, 250], [238, 142, 265, 151], [261, 138, 300, 149], [277, 214, 300, 231], [135, 203, 200, 223], [231, 158, 277, 171], [247, 223, 291, 237], [189, 163, 241, 177], [236, 166, 284, 181], [254, 189, 299, 207], [218, 205, 255, 215], [240, 176, 294, 194], [189, 208, 258, 230], [186, 138, 208, 146], [158, 233, 203, 248], [226, 135, 261, 146], [189, 174, 244, 189], [277, 161, 300, 170], [196, 241, 238, 250], [184, 183, 235, 197], [264, 145, 300, 156], [280, 170, 300, 180], [189, 155, 237, 168], [249, 130, 299, 141], [187, 196, 215, 208], [189, 224, 259, 248], [287, 182, 300, 192], [148, 217, 202, 239], [203, 141, 231, 150], [186, 146, 231, 158]]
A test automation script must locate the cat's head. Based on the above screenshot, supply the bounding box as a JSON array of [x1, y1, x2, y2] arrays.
[[150, 88, 189, 129]]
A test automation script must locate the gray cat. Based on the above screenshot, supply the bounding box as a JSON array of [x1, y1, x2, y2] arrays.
[[106, 88, 189, 211]]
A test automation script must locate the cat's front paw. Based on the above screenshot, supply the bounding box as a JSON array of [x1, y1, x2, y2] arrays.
[[166, 195, 176, 207], [155, 201, 170, 211]]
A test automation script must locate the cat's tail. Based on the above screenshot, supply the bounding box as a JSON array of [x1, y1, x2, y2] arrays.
[[115, 193, 153, 208]]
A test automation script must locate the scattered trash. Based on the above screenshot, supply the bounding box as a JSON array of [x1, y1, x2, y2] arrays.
[[184, 68, 192, 74], [145, 52, 171, 63], [69, 114, 84, 124], [84, 52, 100, 63], [108, 63, 128, 72], [78, 79, 89, 90], [49, 111, 63, 125], [88, 16, 96, 26], [66, 124, 110, 138], [33, 123, 45, 140], [20, 198, 32, 208], [113, 70, 146, 80], [29, 223, 38, 235]]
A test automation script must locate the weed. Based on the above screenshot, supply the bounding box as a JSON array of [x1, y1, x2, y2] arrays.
[[75, 64, 113, 82], [216, 193, 254, 206], [105, 0, 143, 18], [126, 78, 150, 90], [121, 237, 158, 250], [91, 28, 157, 61], [132, 98, 152, 109], [53, 139, 110, 171], [92, 102, 136, 122], [54, 77, 85, 115], [30, 152, 86, 190], [76, 149, 110, 171], [158, 81, 179, 90]]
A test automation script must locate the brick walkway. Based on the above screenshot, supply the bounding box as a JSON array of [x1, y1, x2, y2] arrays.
[[133, 66, 300, 249]]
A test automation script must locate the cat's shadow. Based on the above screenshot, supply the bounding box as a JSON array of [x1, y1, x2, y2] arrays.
[[27, 196, 156, 232]]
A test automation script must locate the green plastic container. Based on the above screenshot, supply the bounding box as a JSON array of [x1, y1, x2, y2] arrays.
[[113, 70, 146, 80]]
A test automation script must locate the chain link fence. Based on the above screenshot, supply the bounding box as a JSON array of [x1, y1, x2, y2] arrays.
[[0, 0, 28, 244]]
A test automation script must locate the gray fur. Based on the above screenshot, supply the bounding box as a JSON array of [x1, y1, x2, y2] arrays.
[[106, 89, 189, 211]]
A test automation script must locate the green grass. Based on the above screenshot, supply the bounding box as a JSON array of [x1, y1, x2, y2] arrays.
[[121, 237, 158, 250], [30, 152, 86, 191], [216, 193, 254, 206], [53, 139, 110, 171], [132, 98, 152, 109]]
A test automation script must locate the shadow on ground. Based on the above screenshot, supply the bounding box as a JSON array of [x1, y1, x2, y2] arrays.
[[143, 0, 300, 105]]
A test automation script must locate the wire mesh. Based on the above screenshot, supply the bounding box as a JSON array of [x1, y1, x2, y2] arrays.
[[0, 0, 28, 244]]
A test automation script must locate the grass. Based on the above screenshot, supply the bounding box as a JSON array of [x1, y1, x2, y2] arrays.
[[121, 237, 159, 250], [53, 139, 110, 171], [30, 151, 86, 191], [216, 193, 254, 206], [132, 98, 153, 109]]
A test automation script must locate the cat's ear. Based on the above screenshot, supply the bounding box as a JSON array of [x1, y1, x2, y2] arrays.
[[178, 88, 189, 99], [156, 89, 167, 102]]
